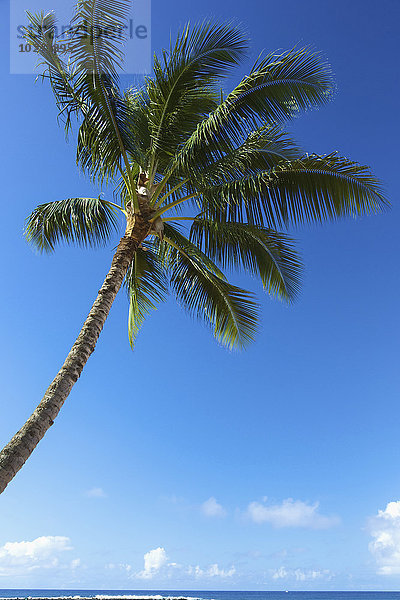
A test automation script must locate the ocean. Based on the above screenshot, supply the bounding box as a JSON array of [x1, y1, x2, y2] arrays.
[[0, 593, 400, 600]]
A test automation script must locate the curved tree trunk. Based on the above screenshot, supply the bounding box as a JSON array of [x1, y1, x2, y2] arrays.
[[0, 231, 143, 495]]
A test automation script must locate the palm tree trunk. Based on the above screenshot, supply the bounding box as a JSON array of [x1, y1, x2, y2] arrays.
[[0, 232, 142, 495]]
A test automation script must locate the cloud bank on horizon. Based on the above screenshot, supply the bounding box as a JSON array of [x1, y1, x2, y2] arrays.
[[3, 498, 400, 586]]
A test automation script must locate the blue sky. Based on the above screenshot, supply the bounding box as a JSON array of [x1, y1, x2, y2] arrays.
[[0, 0, 399, 591]]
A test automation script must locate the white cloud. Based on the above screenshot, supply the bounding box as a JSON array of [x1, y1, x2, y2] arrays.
[[207, 563, 236, 577], [84, 487, 107, 498], [70, 558, 81, 569], [106, 562, 132, 574], [133, 548, 235, 581], [137, 547, 167, 579], [187, 563, 236, 578], [271, 566, 332, 581], [0, 536, 75, 576], [201, 497, 227, 518], [368, 500, 400, 575], [246, 498, 339, 529]]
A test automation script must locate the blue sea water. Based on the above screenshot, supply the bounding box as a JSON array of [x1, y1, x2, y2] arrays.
[[1, 593, 400, 600]]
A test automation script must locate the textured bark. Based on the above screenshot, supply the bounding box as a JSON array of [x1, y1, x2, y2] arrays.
[[0, 230, 146, 495]]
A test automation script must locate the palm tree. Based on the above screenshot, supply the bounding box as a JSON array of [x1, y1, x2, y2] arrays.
[[0, 0, 386, 495]]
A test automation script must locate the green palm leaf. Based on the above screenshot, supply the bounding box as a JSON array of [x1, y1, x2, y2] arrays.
[[201, 153, 387, 228], [157, 224, 259, 349], [186, 126, 302, 185], [25, 197, 120, 252], [25, 2, 137, 186], [23, 12, 86, 133], [190, 219, 302, 301], [145, 22, 248, 167], [173, 46, 334, 174], [124, 87, 153, 167], [76, 90, 134, 184], [69, 0, 127, 75], [125, 247, 168, 346], [69, 0, 137, 185], [266, 153, 388, 225]]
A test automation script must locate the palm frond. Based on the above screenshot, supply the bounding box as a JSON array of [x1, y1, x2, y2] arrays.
[[145, 21, 248, 167], [156, 224, 258, 349], [25, 197, 121, 252], [67, 0, 137, 185], [267, 153, 388, 226], [124, 87, 152, 166], [173, 46, 334, 174], [124, 247, 168, 346], [201, 153, 387, 228], [159, 223, 225, 277], [23, 11, 86, 133], [69, 0, 128, 76], [186, 125, 302, 185], [25, 2, 136, 185], [113, 162, 140, 208], [190, 219, 302, 301], [76, 89, 134, 183]]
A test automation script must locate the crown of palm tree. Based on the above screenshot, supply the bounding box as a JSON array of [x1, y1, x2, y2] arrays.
[[24, 0, 387, 350], [0, 0, 388, 497]]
